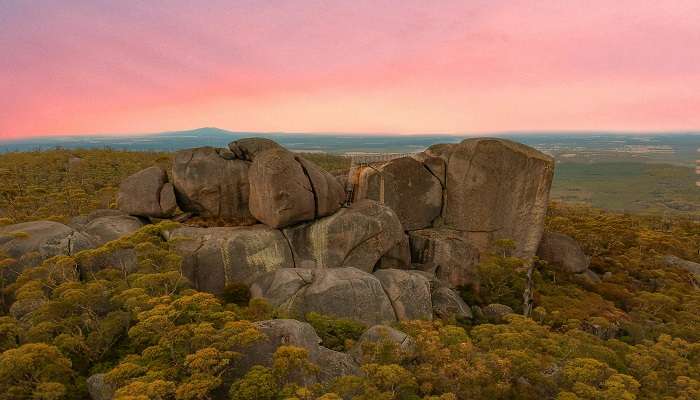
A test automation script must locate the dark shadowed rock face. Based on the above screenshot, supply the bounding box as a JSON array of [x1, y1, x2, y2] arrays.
[[373, 269, 433, 321], [408, 228, 481, 287], [444, 138, 554, 259], [172, 147, 255, 223], [355, 156, 442, 230], [375, 233, 411, 270], [247, 148, 344, 228], [283, 200, 404, 272], [117, 166, 176, 218], [251, 268, 397, 326], [537, 231, 590, 273], [165, 225, 294, 294]]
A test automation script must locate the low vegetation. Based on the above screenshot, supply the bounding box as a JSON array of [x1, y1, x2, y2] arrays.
[[0, 149, 698, 399]]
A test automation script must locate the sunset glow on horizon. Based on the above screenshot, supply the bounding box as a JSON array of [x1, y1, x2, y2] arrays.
[[1, 0, 699, 139]]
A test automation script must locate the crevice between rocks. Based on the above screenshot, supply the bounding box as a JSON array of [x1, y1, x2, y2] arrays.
[[295, 157, 319, 219]]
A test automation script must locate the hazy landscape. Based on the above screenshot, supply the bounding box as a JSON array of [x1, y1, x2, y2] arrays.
[[3, 128, 698, 217]]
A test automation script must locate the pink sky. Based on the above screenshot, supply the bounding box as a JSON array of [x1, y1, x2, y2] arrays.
[[1, 0, 699, 138]]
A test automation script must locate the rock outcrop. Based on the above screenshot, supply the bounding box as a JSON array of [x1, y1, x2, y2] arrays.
[[354, 156, 442, 230], [537, 232, 590, 273], [661, 255, 700, 283], [0, 221, 78, 280], [283, 200, 404, 272], [165, 225, 294, 294], [432, 286, 473, 320], [172, 147, 255, 223], [443, 138, 554, 258], [251, 268, 397, 325], [228, 137, 284, 161], [373, 269, 433, 321], [236, 319, 359, 384], [117, 166, 177, 218], [248, 148, 344, 228], [408, 228, 480, 287]]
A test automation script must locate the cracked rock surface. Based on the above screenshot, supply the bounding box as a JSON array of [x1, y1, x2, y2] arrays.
[[251, 267, 397, 326], [248, 148, 344, 228], [172, 146, 255, 223]]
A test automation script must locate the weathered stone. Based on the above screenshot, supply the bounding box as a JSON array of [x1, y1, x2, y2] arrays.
[[296, 156, 345, 218], [349, 325, 416, 364], [444, 138, 554, 259], [374, 269, 433, 321], [76, 214, 145, 275], [248, 148, 315, 228], [661, 255, 700, 282], [408, 228, 480, 287], [172, 147, 255, 223], [86, 373, 116, 400], [0, 221, 77, 280], [117, 166, 175, 218], [165, 225, 294, 294], [537, 232, 590, 273], [432, 286, 473, 320], [249, 268, 314, 307], [375, 234, 411, 270], [251, 268, 397, 325], [235, 319, 359, 384], [411, 152, 447, 187], [228, 137, 284, 161], [355, 157, 442, 230], [482, 303, 515, 323], [248, 148, 344, 228], [159, 183, 178, 217], [283, 200, 404, 272]]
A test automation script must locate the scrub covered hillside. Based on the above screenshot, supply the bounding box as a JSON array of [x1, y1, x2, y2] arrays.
[[0, 145, 698, 400]]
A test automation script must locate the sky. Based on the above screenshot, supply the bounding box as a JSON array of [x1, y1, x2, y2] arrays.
[[1, 0, 699, 139]]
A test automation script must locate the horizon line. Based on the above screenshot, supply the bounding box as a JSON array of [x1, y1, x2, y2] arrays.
[[3, 127, 700, 142]]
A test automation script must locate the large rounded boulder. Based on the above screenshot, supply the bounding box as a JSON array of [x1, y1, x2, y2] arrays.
[[537, 231, 590, 273], [283, 200, 404, 272], [171, 147, 255, 223], [117, 166, 177, 218], [444, 138, 554, 259], [354, 156, 442, 230], [165, 225, 294, 294], [373, 269, 433, 321], [251, 268, 397, 326], [248, 148, 344, 228]]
